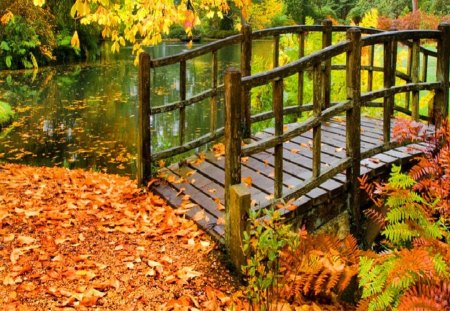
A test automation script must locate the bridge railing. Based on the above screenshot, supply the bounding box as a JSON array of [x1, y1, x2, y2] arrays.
[[223, 24, 450, 268], [137, 21, 390, 185]]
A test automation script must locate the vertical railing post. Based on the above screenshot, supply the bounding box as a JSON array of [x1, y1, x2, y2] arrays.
[[346, 28, 362, 239], [224, 68, 247, 270], [298, 30, 305, 117], [273, 78, 284, 199], [179, 60, 187, 146], [411, 39, 420, 120], [383, 33, 397, 144], [367, 45, 375, 92], [312, 64, 322, 178], [210, 50, 219, 133], [241, 24, 252, 139], [434, 22, 450, 127], [137, 52, 152, 186], [322, 19, 332, 109]]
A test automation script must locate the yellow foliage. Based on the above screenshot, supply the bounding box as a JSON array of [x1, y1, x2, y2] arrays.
[[360, 8, 379, 29], [248, 0, 282, 30], [70, 31, 80, 50], [34, 0, 249, 63], [0, 11, 13, 25], [33, 0, 45, 7]]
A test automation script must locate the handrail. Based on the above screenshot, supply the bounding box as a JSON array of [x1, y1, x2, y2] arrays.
[[241, 41, 350, 88], [137, 21, 450, 192], [221, 23, 450, 268]]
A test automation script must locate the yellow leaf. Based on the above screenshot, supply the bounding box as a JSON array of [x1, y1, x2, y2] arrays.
[[71, 31, 80, 49], [33, 0, 45, 7]]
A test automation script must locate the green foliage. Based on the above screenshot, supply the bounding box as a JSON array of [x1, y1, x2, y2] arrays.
[[0, 101, 14, 127], [0, 16, 40, 69], [242, 208, 299, 309], [358, 126, 450, 310]]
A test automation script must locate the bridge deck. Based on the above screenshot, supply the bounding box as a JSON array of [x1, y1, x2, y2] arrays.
[[153, 116, 432, 239]]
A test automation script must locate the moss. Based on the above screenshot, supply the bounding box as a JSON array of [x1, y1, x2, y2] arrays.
[[0, 101, 14, 128]]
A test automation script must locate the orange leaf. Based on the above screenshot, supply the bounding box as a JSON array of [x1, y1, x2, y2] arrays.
[[242, 176, 252, 187]]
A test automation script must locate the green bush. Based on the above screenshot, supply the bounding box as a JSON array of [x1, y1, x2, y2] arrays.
[[0, 101, 14, 127]]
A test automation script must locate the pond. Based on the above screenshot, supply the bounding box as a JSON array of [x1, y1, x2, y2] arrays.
[[0, 41, 273, 178]]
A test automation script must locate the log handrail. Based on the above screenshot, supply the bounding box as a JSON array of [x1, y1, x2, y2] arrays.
[[137, 21, 450, 204]]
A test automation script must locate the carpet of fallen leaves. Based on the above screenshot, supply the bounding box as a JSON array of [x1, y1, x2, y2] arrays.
[[0, 164, 244, 310]]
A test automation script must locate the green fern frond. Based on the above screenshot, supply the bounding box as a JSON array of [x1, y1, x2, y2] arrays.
[[382, 223, 418, 244], [388, 165, 416, 189]]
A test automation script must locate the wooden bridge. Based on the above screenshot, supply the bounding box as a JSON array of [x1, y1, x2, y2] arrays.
[[137, 21, 450, 268]]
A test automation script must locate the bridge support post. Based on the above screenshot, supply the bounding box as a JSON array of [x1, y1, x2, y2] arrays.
[[137, 52, 152, 186], [241, 24, 252, 140], [434, 22, 450, 127], [322, 19, 333, 109], [346, 28, 362, 240], [228, 184, 250, 271], [224, 68, 247, 271]]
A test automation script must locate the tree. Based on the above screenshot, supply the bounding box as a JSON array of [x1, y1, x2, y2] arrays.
[[34, 0, 250, 63]]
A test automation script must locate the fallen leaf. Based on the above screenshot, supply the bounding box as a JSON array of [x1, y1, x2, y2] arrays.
[[242, 176, 252, 187]]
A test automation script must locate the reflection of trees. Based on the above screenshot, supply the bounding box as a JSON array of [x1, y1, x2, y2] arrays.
[[0, 61, 139, 176]]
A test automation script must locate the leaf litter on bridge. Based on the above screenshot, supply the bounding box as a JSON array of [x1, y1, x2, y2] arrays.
[[0, 163, 244, 310]]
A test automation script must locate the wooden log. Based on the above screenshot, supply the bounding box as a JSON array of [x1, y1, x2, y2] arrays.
[[241, 24, 252, 139], [137, 52, 152, 186], [179, 60, 186, 146], [210, 51, 218, 133], [298, 31, 305, 118], [368, 45, 375, 92], [228, 184, 250, 272], [346, 28, 362, 238], [383, 36, 395, 144], [411, 39, 420, 120], [273, 34, 280, 68], [224, 68, 243, 251], [405, 40, 413, 110], [313, 64, 322, 178], [273, 78, 283, 198], [421, 53, 428, 82], [434, 23, 450, 127], [322, 19, 333, 109]]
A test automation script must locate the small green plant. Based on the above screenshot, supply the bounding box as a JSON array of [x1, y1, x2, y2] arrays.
[[242, 207, 299, 310], [0, 100, 14, 128]]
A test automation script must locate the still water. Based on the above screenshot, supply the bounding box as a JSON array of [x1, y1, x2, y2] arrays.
[[0, 41, 272, 177]]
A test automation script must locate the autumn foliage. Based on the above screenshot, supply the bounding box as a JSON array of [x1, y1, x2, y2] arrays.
[[0, 164, 242, 309]]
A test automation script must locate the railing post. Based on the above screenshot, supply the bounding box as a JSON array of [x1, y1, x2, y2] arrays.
[[298, 30, 305, 117], [346, 28, 362, 239], [383, 32, 397, 144], [411, 39, 420, 120], [241, 24, 252, 139], [322, 19, 332, 109], [179, 60, 187, 146], [229, 184, 250, 271], [434, 22, 450, 127], [273, 78, 284, 199], [137, 52, 152, 186], [224, 68, 246, 269]]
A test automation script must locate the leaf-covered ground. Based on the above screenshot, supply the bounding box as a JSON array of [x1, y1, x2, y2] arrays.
[[0, 164, 243, 310]]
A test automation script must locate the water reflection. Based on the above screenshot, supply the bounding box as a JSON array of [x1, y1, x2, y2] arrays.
[[0, 41, 272, 177]]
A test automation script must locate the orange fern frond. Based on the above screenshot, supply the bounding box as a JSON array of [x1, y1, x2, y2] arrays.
[[398, 281, 450, 311]]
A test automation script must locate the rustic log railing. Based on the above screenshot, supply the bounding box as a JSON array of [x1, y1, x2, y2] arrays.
[[137, 21, 396, 185], [137, 22, 450, 268], [223, 24, 449, 268]]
